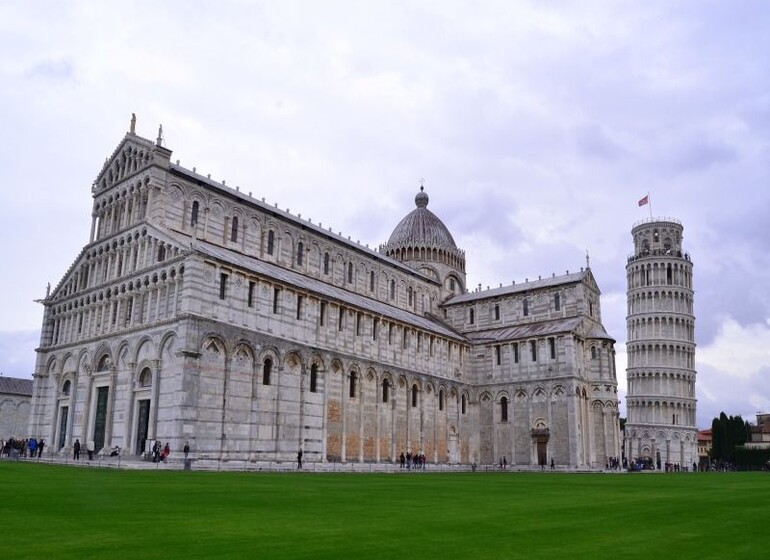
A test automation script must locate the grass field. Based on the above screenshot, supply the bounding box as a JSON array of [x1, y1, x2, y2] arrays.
[[1, 462, 768, 559]]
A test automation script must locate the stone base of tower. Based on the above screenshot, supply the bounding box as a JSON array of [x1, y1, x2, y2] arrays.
[[625, 424, 698, 470]]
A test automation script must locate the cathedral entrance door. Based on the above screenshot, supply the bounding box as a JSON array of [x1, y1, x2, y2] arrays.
[[136, 399, 150, 455], [93, 387, 109, 453], [58, 406, 68, 450], [537, 441, 548, 466]]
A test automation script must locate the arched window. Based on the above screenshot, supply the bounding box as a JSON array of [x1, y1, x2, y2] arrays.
[[310, 364, 318, 393], [190, 201, 199, 226], [297, 242, 304, 266], [62, 380, 71, 395], [97, 355, 110, 371], [262, 357, 272, 385], [500, 397, 508, 422], [461, 394, 466, 415], [439, 389, 445, 411], [554, 293, 560, 311], [157, 244, 166, 262], [382, 378, 390, 403], [523, 298, 529, 316], [231, 216, 239, 242], [369, 271, 375, 292], [469, 308, 475, 325], [347, 262, 353, 284], [390, 279, 395, 300], [412, 384, 418, 408], [323, 252, 330, 275], [408, 287, 413, 307], [591, 346, 597, 359], [139, 368, 152, 387], [349, 371, 357, 398], [267, 230, 275, 255]]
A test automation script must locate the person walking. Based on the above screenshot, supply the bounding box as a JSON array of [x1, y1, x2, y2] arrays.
[[297, 449, 303, 470], [183, 441, 190, 459], [73, 439, 81, 461]]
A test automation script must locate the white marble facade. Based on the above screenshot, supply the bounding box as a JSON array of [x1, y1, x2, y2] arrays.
[[29, 126, 620, 468]]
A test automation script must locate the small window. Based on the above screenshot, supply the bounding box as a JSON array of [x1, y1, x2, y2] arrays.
[[297, 242, 304, 266], [461, 394, 466, 415], [369, 271, 375, 292], [469, 308, 475, 325], [296, 295, 303, 320], [219, 273, 228, 300], [231, 216, 239, 242], [408, 287, 413, 307], [591, 346, 597, 359], [139, 368, 152, 387], [402, 329, 408, 349], [310, 364, 318, 393], [523, 298, 529, 316], [412, 384, 418, 408], [62, 379, 71, 395], [549, 338, 556, 360], [530, 340, 537, 362], [388, 323, 394, 345], [372, 318, 378, 341], [157, 245, 166, 262], [323, 252, 330, 275], [338, 307, 345, 331], [554, 293, 560, 311], [390, 279, 395, 300], [262, 358, 272, 385], [267, 230, 275, 256], [513, 342, 519, 364], [247, 281, 255, 308], [494, 304, 500, 321], [382, 379, 390, 403], [319, 301, 327, 326], [439, 389, 444, 411], [190, 201, 199, 226], [349, 371, 357, 398], [495, 345, 502, 365], [501, 397, 508, 422], [272, 287, 280, 314], [347, 262, 353, 284], [356, 312, 362, 336], [429, 336, 434, 356], [449, 278, 456, 291]]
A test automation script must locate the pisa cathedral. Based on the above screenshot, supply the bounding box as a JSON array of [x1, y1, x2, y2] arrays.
[[29, 123, 621, 468]]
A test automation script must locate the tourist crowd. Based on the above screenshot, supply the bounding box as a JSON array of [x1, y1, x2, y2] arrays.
[[0, 437, 45, 459]]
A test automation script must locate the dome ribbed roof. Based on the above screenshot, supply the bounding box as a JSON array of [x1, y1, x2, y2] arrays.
[[386, 187, 457, 250]]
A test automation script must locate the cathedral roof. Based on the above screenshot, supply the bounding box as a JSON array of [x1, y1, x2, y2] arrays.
[[445, 270, 590, 304], [0, 377, 33, 397], [193, 239, 468, 342], [386, 187, 457, 251]]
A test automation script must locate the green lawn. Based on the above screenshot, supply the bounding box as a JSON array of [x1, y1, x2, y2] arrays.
[[1, 463, 767, 559]]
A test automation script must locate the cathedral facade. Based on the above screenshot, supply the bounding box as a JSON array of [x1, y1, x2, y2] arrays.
[[28, 125, 620, 468]]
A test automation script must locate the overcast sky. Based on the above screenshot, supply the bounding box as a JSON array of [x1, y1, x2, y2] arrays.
[[1, 1, 769, 428]]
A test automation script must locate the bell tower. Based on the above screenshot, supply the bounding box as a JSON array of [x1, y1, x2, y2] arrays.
[[625, 218, 698, 470]]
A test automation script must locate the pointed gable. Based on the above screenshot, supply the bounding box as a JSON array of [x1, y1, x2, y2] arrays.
[[93, 130, 172, 194]]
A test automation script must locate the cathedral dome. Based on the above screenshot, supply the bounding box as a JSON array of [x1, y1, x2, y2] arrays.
[[386, 187, 457, 251]]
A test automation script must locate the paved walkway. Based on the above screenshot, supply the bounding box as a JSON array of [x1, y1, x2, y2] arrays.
[[1, 453, 613, 474]]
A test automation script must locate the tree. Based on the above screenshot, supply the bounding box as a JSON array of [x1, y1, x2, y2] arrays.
[[710, 411, 751, 463]]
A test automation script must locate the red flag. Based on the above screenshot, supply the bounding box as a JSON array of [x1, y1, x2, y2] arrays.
[[638, 195, 649, 207]]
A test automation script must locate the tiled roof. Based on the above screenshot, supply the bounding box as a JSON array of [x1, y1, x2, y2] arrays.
[[463, 317, 583, 344], [0, 377, 33, 397], [446, 270, 589, 304], [194, 240, 467, 342]]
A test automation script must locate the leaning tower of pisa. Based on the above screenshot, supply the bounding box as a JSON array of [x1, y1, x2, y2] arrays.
[[625, 218, 697, 470]]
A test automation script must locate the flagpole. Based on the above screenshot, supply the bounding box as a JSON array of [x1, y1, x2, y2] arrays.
[[648, 192, 652, 219]]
